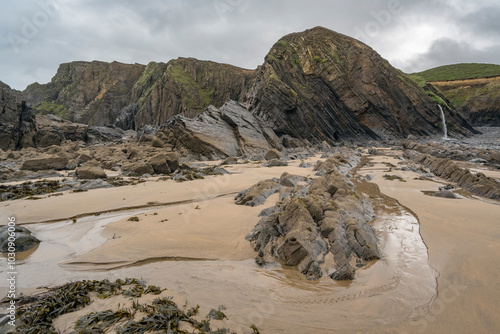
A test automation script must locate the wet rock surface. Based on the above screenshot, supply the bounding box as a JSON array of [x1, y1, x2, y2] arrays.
[[240, 156, 381, 280], [403, 145, 500, 200], [0, 225, 40, 253], [403, 137, 500, 168]]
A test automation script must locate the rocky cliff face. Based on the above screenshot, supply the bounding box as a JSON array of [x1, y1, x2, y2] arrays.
[[9, 26, 479, 147], [131, 58, 255, 129], [0, 81, 34, 150], [23, 61, 146, 126], [22, 58, 254, 130], [429, 76, 500, 126], [246, 27, 473, 142]]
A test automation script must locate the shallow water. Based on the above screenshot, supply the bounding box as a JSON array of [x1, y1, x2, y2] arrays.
[[0, 200, 437, 333]]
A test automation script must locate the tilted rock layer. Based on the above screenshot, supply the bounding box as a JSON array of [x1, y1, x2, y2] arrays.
[[240, 155, 381, 280]]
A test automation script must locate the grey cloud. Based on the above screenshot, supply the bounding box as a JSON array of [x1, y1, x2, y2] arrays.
[[1, 0, 499, 90], [400, 38, 500, 73], [461, 6, 500, 37]]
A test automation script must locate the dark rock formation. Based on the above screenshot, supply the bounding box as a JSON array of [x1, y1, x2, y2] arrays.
[[0, 82, 35, 150], [403, 143, 500, 200], [159, 100, 281, 160], [131, 58, 255, 129], [241, 157, 381, 280], [0, 225, 40, 253], [246, 27, 474, 143], [23, 61, 146, 125]]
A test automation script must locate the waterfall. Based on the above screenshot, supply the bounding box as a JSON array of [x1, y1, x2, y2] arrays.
[[438, 105, 448, 140]]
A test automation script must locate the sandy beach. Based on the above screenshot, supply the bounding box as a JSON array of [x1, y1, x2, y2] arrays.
[[1, 150, 499, 333]]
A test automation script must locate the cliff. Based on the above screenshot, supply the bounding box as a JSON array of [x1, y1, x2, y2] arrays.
[[246, 27, 473, 142], [429, 76, 500, 126], [2, 26, 480, 150]]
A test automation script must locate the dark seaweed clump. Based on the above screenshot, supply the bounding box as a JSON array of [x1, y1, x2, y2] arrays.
[[0, 180, 62, 202], [3, 278, 256, 334]]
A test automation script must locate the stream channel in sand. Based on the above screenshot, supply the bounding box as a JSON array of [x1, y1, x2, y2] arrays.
[[0, 157, 438, 333]]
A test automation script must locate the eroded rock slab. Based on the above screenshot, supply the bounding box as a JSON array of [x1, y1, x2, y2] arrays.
[[160, 100, 282, 160]]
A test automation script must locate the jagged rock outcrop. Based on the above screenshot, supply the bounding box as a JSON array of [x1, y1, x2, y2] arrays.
[[241, 157, 381, 280], [403, 142, 500, 200], [0, 82, 35, 150], [159, 100, 281, 160], [402, 140, 499, 168], [247, 27, 474, 142]]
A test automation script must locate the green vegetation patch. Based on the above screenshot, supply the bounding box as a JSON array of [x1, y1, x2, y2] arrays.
[[413, 63, 500, 82], [168, 62, 214, 111], [34, 101, 70, 120]]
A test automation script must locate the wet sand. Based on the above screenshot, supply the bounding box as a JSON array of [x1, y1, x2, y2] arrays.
[[1, 152, 499, 333], [358, 150, 500, 333]]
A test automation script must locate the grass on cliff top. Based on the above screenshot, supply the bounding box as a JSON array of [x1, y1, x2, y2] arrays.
[[412, 63, 500, 82]]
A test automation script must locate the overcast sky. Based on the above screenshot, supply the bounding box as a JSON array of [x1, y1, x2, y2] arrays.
[[1, 0, 499, 90]]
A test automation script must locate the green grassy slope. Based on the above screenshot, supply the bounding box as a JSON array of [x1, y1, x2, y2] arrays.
[[412, 63, 500, 82]]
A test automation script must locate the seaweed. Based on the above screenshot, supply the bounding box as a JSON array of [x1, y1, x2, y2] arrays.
[[383, 174, 406, 182], [0, 179, 63, 202], [6, 278, 255, 333]]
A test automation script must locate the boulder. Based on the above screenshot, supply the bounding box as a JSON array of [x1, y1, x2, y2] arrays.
[[129, 163, 154, 176], [220, 156, 238, 165], [151, 137, 165, 148], [263, 159, 288, 167], [21, 154, 69, 171], [165, 152, 180, 172], [75, 160, 107, 179], [432, 190, 458, 199], [489, 152, 500, 165], [148, 154, 171, 174], [265, 149, 281, 161], [0, 225, 40, 253]]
